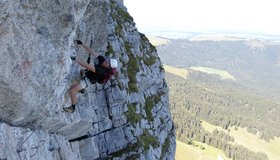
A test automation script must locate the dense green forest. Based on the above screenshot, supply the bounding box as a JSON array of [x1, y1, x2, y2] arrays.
[[157, 39, 280, 100], [166, 72, 280, 160]]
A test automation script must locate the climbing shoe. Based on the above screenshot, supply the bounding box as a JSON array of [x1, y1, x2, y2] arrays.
[[63, 105, 75, 113], [79, 88, 86, 94]]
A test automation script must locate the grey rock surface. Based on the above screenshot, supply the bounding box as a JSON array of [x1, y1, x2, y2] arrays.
[[0, 0, 176, 159]]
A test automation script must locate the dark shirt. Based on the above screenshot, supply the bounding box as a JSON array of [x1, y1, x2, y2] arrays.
[[85, 55, 113, 84]]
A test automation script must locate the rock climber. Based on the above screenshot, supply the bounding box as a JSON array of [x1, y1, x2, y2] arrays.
[[63, 40, 118, 113]]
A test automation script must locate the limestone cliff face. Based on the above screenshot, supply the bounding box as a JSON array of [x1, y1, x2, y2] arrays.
[[0, 0, 176, 159]]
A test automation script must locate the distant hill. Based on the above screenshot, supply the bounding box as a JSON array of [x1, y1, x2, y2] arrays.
[[145, 31, 280, 41], [153, 35, 280, 160], [156, 38, 280, 100]]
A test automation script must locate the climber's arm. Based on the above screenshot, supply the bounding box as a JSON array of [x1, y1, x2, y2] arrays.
[[75, 59, 95, 73], [75, 40, 99, 58], [70, 56, 95, 73], [80, 44, 99, 58], [76, 59, 96, 73]]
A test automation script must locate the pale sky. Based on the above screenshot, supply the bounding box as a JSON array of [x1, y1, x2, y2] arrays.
[[123, 0, 280, 35]]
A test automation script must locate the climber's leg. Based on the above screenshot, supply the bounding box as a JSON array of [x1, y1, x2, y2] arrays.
[[70, 83, 84, 105], [63, 82, 84, 113]]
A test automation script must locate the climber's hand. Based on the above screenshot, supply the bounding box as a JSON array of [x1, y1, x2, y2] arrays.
[[70, 55, 76, 61], [74, 40, 83, 45]]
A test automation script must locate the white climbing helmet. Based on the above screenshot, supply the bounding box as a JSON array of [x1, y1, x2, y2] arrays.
[[110, 58, 118, 68]]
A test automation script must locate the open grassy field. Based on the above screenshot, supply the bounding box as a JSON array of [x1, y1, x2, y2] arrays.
[[176, 140, 231, 160], [146, 36, 170, 46], [201, 121, 280, 160], [190, 67, 235, 81], [163, 65, 235, 81], [163, 65, 189, 79]]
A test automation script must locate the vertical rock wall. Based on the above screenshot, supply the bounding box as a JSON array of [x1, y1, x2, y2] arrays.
[[0, 0, 176, 159]]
